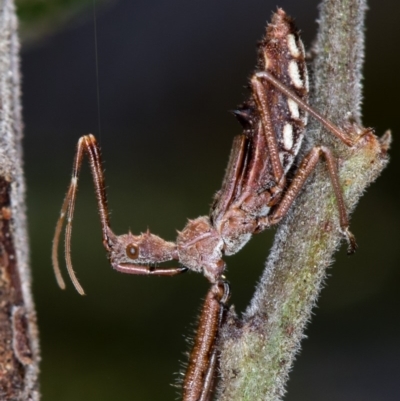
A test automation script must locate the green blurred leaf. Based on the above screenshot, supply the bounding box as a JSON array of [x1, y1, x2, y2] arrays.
[[16, 0, 111, 44]]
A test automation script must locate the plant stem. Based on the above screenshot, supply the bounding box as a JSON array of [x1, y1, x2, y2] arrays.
[[216, 0, 389, 400], [0, 0, 40, 399]]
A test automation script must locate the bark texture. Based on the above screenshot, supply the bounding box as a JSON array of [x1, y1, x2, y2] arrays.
[[0, 0, 40, 399], [216, 0, 389, 400]]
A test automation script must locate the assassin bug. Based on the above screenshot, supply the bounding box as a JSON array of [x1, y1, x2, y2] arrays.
[[52, 9, 363, 401]]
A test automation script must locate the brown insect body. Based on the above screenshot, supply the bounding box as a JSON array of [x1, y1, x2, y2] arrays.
[[53, 8, 359, 401], [212, 11, 308, 254], [103, 10, 309, 284]]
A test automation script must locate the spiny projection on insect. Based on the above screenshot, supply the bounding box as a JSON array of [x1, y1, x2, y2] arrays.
[[52, 8, 364, 401]]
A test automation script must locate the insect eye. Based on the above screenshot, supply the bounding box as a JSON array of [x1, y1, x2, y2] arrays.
[[126, 244, 139, 259]]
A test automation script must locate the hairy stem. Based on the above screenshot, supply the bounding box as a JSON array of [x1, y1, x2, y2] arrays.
[[216, 0, 389, 400], [0, 0, 40, 399]]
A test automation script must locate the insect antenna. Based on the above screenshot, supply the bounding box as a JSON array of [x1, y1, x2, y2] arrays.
[[53, 2, 106, 295], [52, 185, 73, 291], [52, 136, 87, 295], [52, 135, 111, 295]]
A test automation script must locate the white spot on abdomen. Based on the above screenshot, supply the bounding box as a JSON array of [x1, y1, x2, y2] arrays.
[[287, 34, 300, 58], [283, 123, 293, 150], [288, 60, 303, 88], [302, 112, 308, 126], [287, 98, 299, 119]]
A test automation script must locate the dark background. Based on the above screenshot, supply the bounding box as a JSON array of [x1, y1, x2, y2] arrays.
[[21, 0, 399, 400]]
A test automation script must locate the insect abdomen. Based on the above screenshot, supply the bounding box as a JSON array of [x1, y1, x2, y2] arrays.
[[258, 8, 308, 174]]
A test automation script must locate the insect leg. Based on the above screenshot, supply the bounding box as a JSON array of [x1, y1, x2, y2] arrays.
[[255, 71, 356, 147], [52, 134, 111, 295], [267, 146, 357, 253], [250, 76, 285, 186], [113, 264, 187, 276], [183, 281, 230, 401]]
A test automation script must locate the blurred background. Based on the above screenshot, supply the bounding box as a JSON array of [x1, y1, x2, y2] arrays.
[[18, 0, 399, 400]]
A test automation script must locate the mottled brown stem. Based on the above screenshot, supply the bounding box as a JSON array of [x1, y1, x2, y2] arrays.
[[0, 0, 40, 399], [216, 1, 389, 400]]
